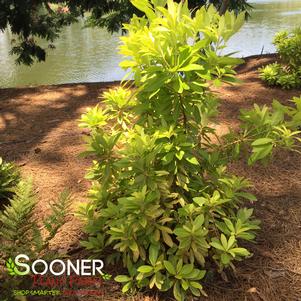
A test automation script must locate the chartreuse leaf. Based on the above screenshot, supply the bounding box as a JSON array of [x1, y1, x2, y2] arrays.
[[173, 281, 185, 301], [164, 260, 176, 275], [131, 0, 156, 20], [115, 275, 132, 283], [152, 0, 167, 6], [251, 138, 273, 146], [149, 244, 159, 266], [137, 265, 153, 273], [178, 64, 204, 72], [122, 282, 132, 293], [230, 247, 250, 257], [249, 137, 274, 164]]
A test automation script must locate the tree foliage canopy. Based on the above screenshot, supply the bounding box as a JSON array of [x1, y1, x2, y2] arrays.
[[0, 0, 252, 65]]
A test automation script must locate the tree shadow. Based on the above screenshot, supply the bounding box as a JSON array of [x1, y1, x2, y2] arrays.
[[0, 82, 120, 162]]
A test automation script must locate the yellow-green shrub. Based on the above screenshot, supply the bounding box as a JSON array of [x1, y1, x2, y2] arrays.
[[259, 28, 301, 89], [79, 1, 301, 300]]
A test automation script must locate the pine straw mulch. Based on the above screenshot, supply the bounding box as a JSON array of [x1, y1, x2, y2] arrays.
[[0, 54, 301, 301]]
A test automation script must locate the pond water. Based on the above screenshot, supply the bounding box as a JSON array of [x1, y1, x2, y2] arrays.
[[0, 0, 301, 88]]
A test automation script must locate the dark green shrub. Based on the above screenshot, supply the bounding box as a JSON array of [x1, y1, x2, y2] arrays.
[[78, 1, 301, 300], [259, 28, 301, 89], [0, 180, 72, 300], [0, 157, 20, 204]]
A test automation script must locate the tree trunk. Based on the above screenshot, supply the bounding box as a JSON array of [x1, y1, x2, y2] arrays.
[[219, 0, 231, 15]]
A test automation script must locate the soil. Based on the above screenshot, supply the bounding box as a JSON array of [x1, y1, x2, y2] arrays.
[[1, 54, 301, 301]]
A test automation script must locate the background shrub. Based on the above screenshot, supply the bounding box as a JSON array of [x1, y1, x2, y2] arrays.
[[0, 157, 20, 205], [259, 27, 301, 89]]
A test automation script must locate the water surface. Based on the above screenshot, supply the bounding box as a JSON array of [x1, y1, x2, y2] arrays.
[[226, 0, 301, 56]]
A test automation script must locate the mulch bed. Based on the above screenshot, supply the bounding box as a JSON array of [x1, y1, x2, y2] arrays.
[[1, 54, 301, 301]]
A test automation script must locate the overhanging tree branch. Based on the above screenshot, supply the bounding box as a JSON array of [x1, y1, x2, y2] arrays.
[[219, 0, 231, 15]]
